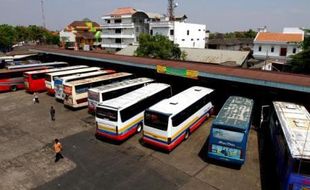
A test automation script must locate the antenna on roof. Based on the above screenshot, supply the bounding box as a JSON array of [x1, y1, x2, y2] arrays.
[[168, 0, 178, 21]]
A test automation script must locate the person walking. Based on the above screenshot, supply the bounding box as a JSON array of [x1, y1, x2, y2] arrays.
[[53, 138, 64, 162], [50, 106, 55, 121], [33, 92, 39, 104]]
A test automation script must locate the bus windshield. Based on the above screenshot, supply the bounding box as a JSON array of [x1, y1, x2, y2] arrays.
[[144, 111, 170, 131], [45, 75, 51, 82], [96, 107, 118, 122], [212, 128, 244, 143], [293, 159, 310, 176]]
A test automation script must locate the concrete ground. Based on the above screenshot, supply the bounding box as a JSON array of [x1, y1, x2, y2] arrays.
[[0, 90, 262, 190]]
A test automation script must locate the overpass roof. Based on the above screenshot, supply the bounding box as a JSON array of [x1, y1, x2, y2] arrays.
[[30, 48, 310, 93]]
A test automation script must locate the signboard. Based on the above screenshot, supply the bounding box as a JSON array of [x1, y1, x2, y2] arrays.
[[156, 65, 199, 79]]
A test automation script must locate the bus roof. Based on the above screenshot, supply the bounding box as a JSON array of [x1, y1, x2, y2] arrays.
[[98, 83, 170, 110], [147, 86, 214, 116], [46, 67, 100, 77], [56, 70, 114, 81], [65, 72, 132, 86], [273, 101, 310, 160], [89, 77, 154, 93], [6, 61, 68, 70], [24, 65, 88, 75], [212, 96, 254, 132], [0, 66, 52, 74]]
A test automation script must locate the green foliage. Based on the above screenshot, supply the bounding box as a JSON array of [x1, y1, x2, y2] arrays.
[[135, 33, 181, 60], [209, 29, 257, 39], [288, 49, 310, 74], [0, 24, 59, 52], [288, 30, 310, 74]]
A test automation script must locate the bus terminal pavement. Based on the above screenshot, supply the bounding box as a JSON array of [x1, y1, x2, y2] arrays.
[[0, 91, 263, 190]]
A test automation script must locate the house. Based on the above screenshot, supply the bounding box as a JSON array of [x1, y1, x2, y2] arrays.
[[101, 7, 161, 51], [206, 38, 253, 51], [253, 28, 304, 61], [149, 16, 206, 49], [59, 20, 101, 50]]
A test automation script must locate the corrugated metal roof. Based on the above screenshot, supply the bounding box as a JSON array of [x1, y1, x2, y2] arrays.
[[117, 46, 250, 66]]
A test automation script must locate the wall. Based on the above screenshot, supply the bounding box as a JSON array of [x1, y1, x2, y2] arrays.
[[253, 43, 301, 60], [174, 22, 206, 49]]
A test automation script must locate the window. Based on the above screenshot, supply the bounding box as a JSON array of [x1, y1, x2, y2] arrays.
[[271, 46, 274, 53], [293, 48, 297, 54], [144, 111, 170, 131], [136, 27, 139, 32], [182, 39, 185, 41], [170, 29, 174, 36], [187, 30, 189, 35], [114, 19, 121, 23], [258, 46, 262, 52], [197, 39, 199, 41], [115, 29, 121, 34], [107, 20, 110, 24], [191, 39, 194, 41], [115, 38, 121, 43], [96, 107, 118, 122], [198, 29, 201, 31], [32, 73, 46, 80], [150, 30, 153, 35], [75, 84, 89, 94]]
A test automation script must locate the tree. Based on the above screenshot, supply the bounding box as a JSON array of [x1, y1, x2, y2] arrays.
[[135, 33, 181, 60], [288, 29, 310, 74], [0, 24, 16, 52]]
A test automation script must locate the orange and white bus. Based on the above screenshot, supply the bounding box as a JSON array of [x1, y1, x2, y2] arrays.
[[63, 72, 133, 108], [45, 67, 100, 95]]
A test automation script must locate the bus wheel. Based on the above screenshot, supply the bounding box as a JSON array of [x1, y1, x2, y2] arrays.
[[184, 130, 190, 140], [136, 123, 143, 133], [11, 85, 17, 91]]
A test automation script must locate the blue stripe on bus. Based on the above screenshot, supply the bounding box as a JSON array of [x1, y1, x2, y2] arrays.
[[97, 122, 139, 136]]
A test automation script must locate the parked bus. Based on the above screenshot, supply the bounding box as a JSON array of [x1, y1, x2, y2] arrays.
[[143, 86, 214, 151], [6, 61, 68, 70], [261, 101, 310, 190], [207, 96, 254, 166], [63, 72, 133, 108], [45, 67, 101, 95], [95, 83, 171, 141], [24, 65, 88, 93], [88, 77, 154, 114], [55, 70, 115, 101], [0, 66, 51, 92]]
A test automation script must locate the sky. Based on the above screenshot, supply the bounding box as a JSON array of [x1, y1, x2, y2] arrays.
[[0, 0, 309, 32]]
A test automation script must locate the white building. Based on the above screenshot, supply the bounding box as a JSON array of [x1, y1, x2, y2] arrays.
[[101, 7, 161, 51], [253, 28, 304, 61], [149, 17, 206, 49], [101, 7, 207, 51]]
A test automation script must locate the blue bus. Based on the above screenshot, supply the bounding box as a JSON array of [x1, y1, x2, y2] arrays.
[[207, 96, 254, 165], [261, 101, 310, 190]]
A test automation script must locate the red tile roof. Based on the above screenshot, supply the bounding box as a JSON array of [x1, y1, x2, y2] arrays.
[[109, 7, 136, 16], [255, 32, 303, 43]]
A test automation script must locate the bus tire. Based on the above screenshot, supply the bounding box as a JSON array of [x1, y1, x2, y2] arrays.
[[136, 123, 143, 133], [184, 130, 190, 140], [11, 85, 17, 91]]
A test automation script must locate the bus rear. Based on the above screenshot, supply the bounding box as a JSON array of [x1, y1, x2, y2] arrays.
[[208, 127, 246, 165], [24, 72, 47, 92], [207, 96, 254, 166]]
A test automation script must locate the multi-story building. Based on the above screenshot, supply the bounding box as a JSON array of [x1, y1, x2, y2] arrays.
[[253, 27, 304, 61], [101, 7, 160, 51], [101, 7, 207, 51], [59, 20, 101, 50], [149, 16, 206, 49]]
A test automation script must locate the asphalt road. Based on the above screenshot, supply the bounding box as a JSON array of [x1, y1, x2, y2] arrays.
[[0, 90, 265, 190]]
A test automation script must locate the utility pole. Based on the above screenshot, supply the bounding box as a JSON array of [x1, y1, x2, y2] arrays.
[[41, 0, 46, 28]]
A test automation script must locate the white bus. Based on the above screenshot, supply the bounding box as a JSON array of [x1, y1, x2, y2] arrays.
[[95, 83, 171, 141], [54, 69, 115, 100], [143, 86, 214, 151], [6, 61, 68, 70], [45, 66, 100, 95], [63, 72, 133, 108], [88, 77, 154, 114]]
